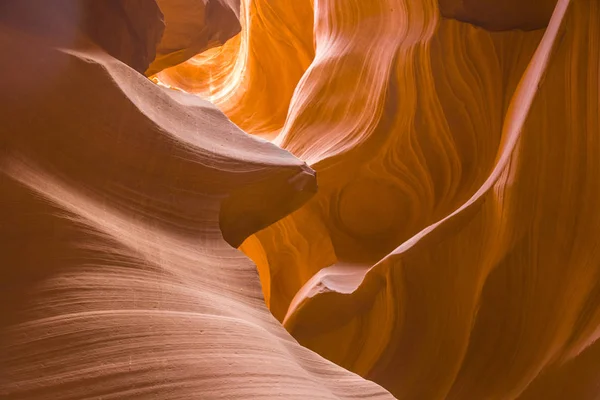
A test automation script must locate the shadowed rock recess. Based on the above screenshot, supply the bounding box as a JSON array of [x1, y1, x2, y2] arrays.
[[1, 0, 598, 399]]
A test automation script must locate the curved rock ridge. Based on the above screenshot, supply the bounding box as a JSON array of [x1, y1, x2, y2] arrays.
[[0, 2, 394, 399], [156, 0, 600, 398]]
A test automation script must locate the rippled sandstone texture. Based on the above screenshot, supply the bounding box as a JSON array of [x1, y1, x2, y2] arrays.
[[156, 0, 600, 398], [0, 1, 394, 399]]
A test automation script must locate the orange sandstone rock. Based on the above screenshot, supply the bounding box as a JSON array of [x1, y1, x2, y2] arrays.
[[0, 2, 393, 399], [146, 0, 241, 76], [152, 0, 316, 139], [157, 0, 600, 398], [3, 0, 599, 398], [438, 0, 558, 31]]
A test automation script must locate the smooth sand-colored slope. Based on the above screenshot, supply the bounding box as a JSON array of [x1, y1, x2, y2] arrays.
[[156, 0, 600, 398], [0, 1, 394, 399]]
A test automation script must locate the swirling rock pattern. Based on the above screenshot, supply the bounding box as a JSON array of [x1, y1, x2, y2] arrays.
[[0, 1, 394, 399], [157, 0, 600, 398]]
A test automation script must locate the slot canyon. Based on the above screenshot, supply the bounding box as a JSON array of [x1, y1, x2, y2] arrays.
[[1, 0, 599, 398]]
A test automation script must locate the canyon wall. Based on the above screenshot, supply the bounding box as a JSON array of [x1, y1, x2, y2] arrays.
[[2, 0, 599, 398], [156, 0, 600, 398], [0, 1, 392, 398]]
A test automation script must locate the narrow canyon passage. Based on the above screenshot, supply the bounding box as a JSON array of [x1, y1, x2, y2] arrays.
[[1, 0, 599, 399]]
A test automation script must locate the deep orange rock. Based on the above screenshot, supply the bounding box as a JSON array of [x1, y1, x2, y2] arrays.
[[151, 0, 315, 139]]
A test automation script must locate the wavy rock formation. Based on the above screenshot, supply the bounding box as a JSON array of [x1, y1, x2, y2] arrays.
[[152, 0, 315, 139], [0, 1, 394, 399], [156, 0, 600, 398], [146, 0, 241, 76], [3, 0, 598, 398]]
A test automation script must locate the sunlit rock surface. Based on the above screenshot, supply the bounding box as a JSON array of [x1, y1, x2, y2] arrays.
[[156, 0, 600, 399], [0, 1, 394, 399], [153, 0, 316, 139]]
